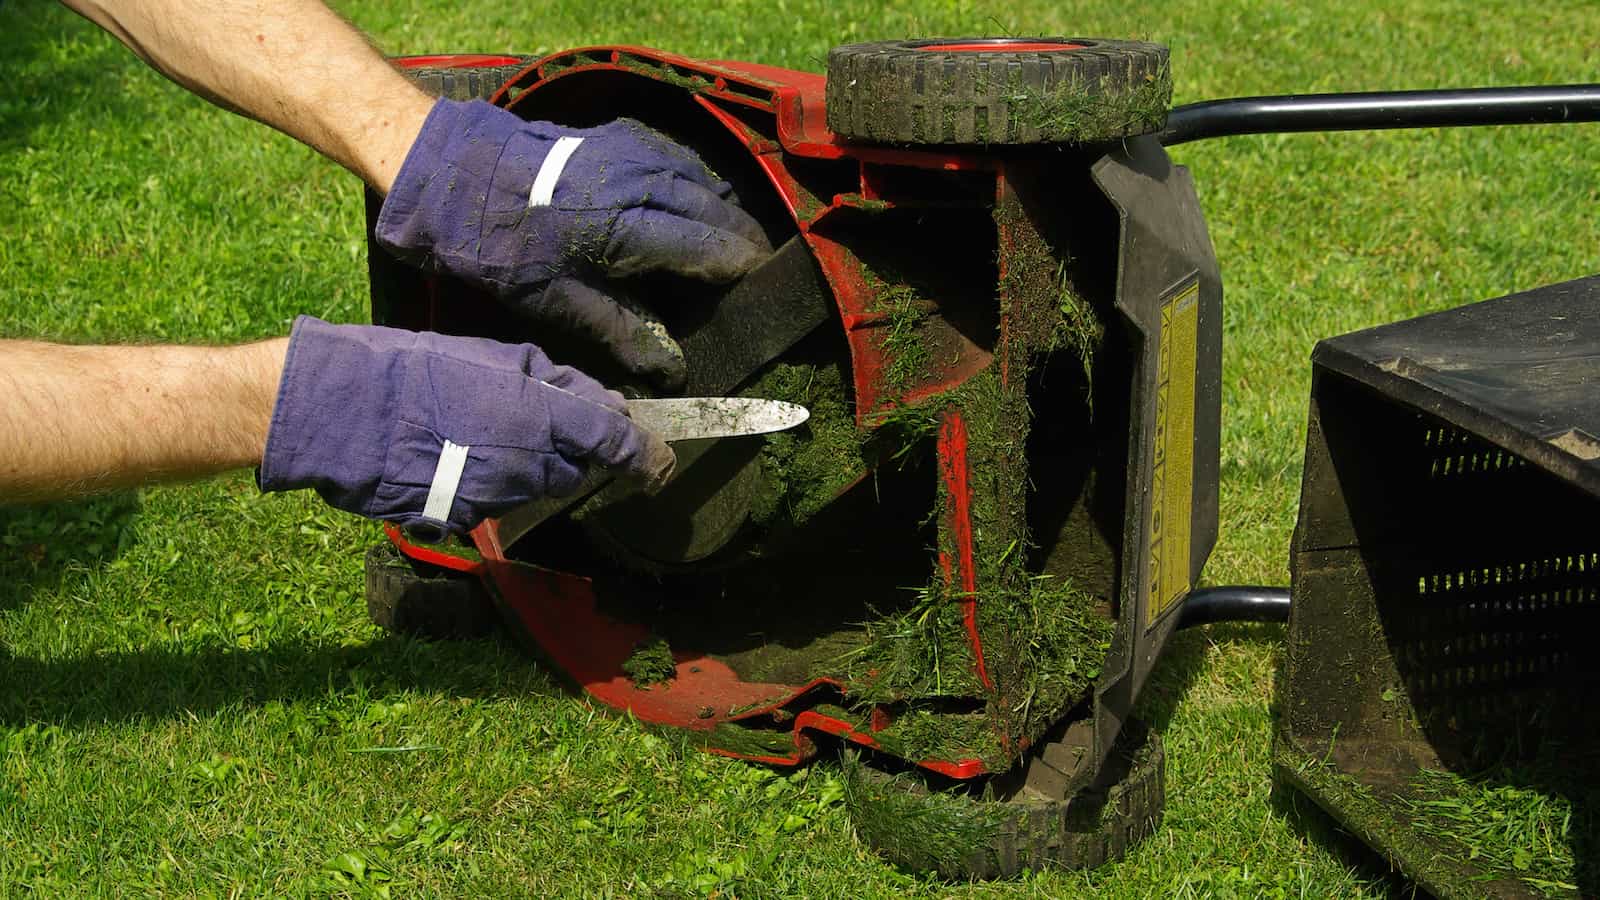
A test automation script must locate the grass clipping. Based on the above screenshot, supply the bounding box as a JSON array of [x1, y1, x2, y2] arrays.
[[984, 64, 1172, 144], [841, 751, 1005, 878], [837, 194, 1114, 765], [845, 574, 1111, 707], [840, 370, 1114, 767], [743, 362, 863, 529], [741, 190, 1115, 767], [622, 638, 676, 688], [1401, 767, 1595, 896]]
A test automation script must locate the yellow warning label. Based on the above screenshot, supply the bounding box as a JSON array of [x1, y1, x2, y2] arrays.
[[1146, 278, 1199, 630]]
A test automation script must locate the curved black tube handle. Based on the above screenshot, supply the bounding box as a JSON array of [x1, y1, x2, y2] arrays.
[[1160, 84, 1600, 145], [1176, 586, 1291, 629]]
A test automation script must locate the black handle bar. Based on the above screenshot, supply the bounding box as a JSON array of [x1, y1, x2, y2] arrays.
[[1160, 84, 1600, 145]]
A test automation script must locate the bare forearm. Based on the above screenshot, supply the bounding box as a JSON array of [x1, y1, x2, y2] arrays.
[[0, 339, 287, 501], [58, 0, 432, 192]]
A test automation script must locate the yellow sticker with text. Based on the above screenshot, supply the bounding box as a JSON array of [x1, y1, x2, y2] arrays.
[[1146, 277, 1199, 630]]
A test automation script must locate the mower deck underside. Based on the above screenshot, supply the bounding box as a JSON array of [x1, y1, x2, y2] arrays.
[[379, 45, 1221, 784]]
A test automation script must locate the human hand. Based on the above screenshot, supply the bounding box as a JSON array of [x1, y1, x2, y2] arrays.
[[259, 316, 676, 536], [375, 99, 771, 390]]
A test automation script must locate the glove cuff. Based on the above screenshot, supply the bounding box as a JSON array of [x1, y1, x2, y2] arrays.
[[259, 316, 396, 514], [373, 98, 486, 268]]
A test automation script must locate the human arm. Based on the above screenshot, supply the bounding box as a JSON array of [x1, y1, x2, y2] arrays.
[[60, 0, 773, 387], [0, 324, 674, 534], [259, 316, 674, 534], [58, 0, 431, 193], [0, 338, 286, 501]]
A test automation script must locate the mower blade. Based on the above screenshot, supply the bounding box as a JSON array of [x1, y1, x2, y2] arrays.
[[678, 236, 835, 396]]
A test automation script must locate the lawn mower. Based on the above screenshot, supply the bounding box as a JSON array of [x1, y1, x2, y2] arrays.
[[357, 41, 1600, 882]]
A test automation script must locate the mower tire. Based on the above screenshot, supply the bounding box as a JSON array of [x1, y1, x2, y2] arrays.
[[391, 56, 532, 101], [844, 718, 1164, 879], [364, 543, 498, 640], [825, 37, 1170, 146]]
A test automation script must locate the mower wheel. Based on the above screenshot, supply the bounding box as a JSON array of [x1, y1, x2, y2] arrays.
[[844, 718, 1164, 879], [364, 543, 498, 640], [392, 56, 532, 101], [825, 37, 1170, 145]]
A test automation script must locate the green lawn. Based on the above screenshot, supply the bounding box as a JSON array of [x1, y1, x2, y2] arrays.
[[3, 0, 1597, 894]]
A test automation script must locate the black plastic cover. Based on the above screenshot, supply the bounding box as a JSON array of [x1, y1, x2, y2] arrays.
[[1314, 274, 1600, 500]]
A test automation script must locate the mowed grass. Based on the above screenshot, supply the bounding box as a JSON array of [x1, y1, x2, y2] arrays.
[[2, 0, 1597, 894]]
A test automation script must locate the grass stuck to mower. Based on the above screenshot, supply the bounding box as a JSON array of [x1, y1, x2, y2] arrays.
[[373, 37, 1206, 879], [844, 718, 1165, 879]]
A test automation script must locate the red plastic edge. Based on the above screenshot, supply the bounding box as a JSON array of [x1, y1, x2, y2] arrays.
[[503, 45, 996, 170], [937, 411, 993, 691], [384, 523, 483, 575], [459, 514, 990, 778]]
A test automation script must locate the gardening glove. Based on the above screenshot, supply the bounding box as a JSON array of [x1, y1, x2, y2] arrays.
[[375, 98, 772, 391], [259, 315, 676, 537]]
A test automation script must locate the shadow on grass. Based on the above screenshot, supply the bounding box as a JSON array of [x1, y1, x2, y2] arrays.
[[0, 628, 566, 728], [1269, 780, 1428, 899], [1256, 624, 1437, 899], [1133, 619, 1280, 734], [0, 493, 142, 612], [1146, 621, 1424, 896]]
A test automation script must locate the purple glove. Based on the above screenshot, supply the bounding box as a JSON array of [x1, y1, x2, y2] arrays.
[[375, 99, 771, 390], [260, 316, 676, 536]]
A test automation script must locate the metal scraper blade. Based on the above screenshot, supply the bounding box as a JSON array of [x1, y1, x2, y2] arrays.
[[625, 397, 809, 443], [487, 396, 808, 550]]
